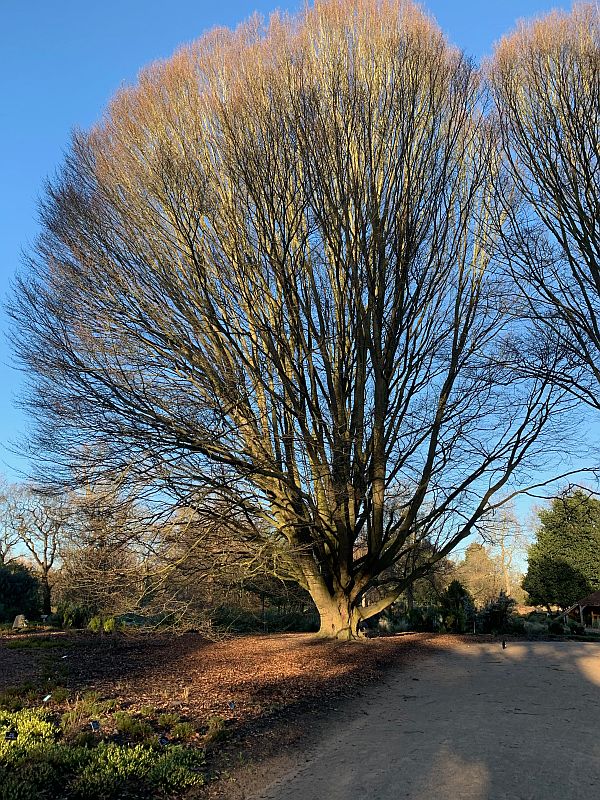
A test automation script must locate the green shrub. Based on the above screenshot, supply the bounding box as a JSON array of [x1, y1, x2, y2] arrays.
[[113, 712, 153, 742], [157, 712, 180, 728], [204, 715, 227, 744], [524, 620, 548, 638], [102, 617, 121, 634], [548, 618, 567, 635], [87, 616, 102, 633], [5, 636, 68, 651], [211, 605, 319, 633], [506, 615, 526, 634], [439, 581, 475, 633], [55, 602, 93, 629], [171, 722, 196, 742], [0, 684, 39, 711], [0, 707, 204, 799], [568, 621, 586, 635], [0, 563, 40, 622], [477, 592, 517, 634]]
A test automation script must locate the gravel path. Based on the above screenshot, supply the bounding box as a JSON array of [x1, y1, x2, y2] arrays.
[[250, 641, 600, 800]]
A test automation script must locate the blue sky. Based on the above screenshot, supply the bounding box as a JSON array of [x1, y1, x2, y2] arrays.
[[0, 0, 578, 484]]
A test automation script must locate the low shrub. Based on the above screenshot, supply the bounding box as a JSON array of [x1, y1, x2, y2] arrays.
[[54, 602, 93, 630], [505, 615, 526, 635], [171, 722, 196, 742], [0, 707, 204, 799], [204, 715, 227, 744], [477, 592, 516, 634], [113, 712, 153, 742], [548, 619, 567, 635], [524, 620, 548, 638], [157, 712, 180, 728], [5, 636, 69, 651], [568, 621, 586, 635], [0, 684, 41, 712]]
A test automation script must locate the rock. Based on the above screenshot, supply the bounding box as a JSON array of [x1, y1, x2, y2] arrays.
[[12, 614, 28, 630]]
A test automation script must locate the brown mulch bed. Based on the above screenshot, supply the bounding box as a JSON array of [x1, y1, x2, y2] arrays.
[[0, 630, 492, 797], [0, 630, 466, 721]]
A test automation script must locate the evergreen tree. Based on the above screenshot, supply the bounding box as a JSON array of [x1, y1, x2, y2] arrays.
[[0, 563, 40, 622], [523, 491, 600, 609]]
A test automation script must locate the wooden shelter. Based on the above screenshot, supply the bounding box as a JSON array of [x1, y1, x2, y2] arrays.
[[562, 591, 600, 630]]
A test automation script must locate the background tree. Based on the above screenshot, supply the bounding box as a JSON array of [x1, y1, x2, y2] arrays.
[[7, 487, 64, 615], [0, 486, 19, 566], [0, 563, 40, 623], [523, 489, 600, 608], [454, 542, 502, 608], [490, 5, 600, 408], [482, 504, 529, 602], [438, 580, 475, 634], [10, 0, 570, 638]]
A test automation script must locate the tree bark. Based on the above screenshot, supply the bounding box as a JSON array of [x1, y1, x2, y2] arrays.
[[313, 592, 363, 640], [40, 575, 52, 616]]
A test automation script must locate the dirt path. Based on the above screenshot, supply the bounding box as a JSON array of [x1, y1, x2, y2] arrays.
[[248, 641, 600, 800]]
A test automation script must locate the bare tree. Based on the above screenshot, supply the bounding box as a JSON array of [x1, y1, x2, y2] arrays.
[[0, 485, 19, 566], [482, 503, 529, 600], [7, 487, 64, 614], [10, 0, 572, 638], [489, 4, 600, 407]]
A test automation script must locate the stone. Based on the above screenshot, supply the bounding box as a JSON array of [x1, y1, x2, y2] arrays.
[[12, 614, 27, 630]]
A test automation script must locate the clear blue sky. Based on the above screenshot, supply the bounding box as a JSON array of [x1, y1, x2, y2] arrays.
[[0, 0, 577, 482]]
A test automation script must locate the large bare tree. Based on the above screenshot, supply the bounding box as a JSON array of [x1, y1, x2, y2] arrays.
[[490, 4, 600, 408], [11, 0, 570, 638]]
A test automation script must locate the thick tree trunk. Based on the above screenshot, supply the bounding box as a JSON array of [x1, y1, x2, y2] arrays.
[[308, 589, 364, 640]]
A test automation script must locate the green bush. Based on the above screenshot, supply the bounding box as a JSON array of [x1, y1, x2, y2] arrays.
[[171, 722, 196, 742], [524, 620, 548, 638], [548, 618, 567, 635], [204, 715, 227, 744], [54, 601, 93, 629], [0, 563, 40, 622], [0, 707, 204, 799], [5, 636, 69, 651], [506, 615, 526, 634], [0, 684, 40, 712], [568, 621, 586, 635], [113, 712, 153, 742], [477, 591, 516, 634], [439, 581, 475, 633], [157, 712, 180, 728], [403, 606, 443, 632]]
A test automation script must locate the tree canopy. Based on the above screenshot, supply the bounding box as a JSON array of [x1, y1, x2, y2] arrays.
[[523, 490, 600, 608], [490, 5, 600, 407], [9, 0, 578, 638]]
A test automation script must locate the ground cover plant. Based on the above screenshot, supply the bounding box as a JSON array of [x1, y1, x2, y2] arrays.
[[0, 706, 205, 800]]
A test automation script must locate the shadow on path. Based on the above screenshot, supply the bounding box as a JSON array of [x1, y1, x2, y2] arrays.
[[250, 640, 600, 800]]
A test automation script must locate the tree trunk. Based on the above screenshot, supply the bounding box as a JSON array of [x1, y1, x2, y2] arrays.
[[40, 576, 52, 616], [313, 592, 363, 640]]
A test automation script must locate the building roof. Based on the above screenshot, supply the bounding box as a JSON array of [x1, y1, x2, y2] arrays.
[[573, 591, 600, 608], [563, 591, 600, 618]]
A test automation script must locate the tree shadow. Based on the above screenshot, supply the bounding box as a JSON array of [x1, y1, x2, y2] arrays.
[[244, 638, 600, 800]]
